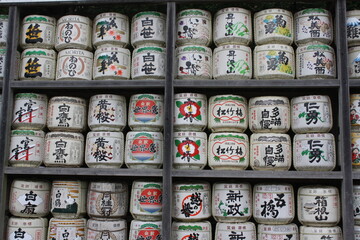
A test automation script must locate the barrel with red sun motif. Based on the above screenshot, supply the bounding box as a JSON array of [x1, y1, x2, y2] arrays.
[[208, 95, 248, 132], [174, 93, 207, 131], [130, 180, 163, 220], [125, 131, 163, 169], [129, 220, 162, 240], [172, 221, 212, 240], [128, 94, 164, 131], [173, 182, 211, 221], [174, 131, 207, 170], [208, 132, 249, 170]]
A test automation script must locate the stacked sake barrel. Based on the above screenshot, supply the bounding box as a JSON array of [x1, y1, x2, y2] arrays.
[[0, 14, 8, 82], [17, 11, 167, 81], [347, 10, 360, 80]]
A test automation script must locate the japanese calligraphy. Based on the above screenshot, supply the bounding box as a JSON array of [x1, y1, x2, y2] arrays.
[[225, 13, 235, 36], [64, 22, 73, 43], [53, 139, 68, 163], [56, 103, 71, 127], [178, 18, 199, 39], [141, 17, 155, 39], [260, 107, 282, 129], [100, 192, 114, 216], [142, 52, 156, 75], [181, 192, 202, 217], [263, 144, 285, 167], [260, 193, 286, 218], [68, 56, 78, 77], [24, 57, 42, 78], [92, 137, 112, 162], [10, 136, 34, 161], [308, 16, 321, 38], [94, 99, 115, 123], [13, 99, 38, 123], [313, 196, 329, 221], [303, 102, 324, 125], [25, 23, 43, 43]]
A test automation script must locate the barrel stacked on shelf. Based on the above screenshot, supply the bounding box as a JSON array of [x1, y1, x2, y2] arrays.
[[174, 7, 336, 80], [0, 13, 8, 82], [347, 10, 360, 80], [17, 11, 167, 81]]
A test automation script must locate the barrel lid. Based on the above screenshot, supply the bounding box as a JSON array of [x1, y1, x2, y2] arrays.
[[177, 9, 211, 18], [300, 226, 342, 234], [250, 133, 291, 142], [11, 179, 51, 190], [298, 185, 339, 194], [294, 133, 334, 141], [23, 15, 55, 24], [249, 96, 289, 106], [295, 8, 330, 17], [172, 221, 211, 230], [0, 15, 8, 20], [349, 46, 360, 53], [11, 129, 45, 137], [173, 181, 210, 191], [291, 95, 331, 104], [21, 48, 56, 58], [8, 217, 48, 227], [94, 12, 129, 21], [89, 181, 128, 192], [254, 8, 292, 17], [87, 218, 127, 230], [57, 15, 92, 25], [133, 11, 166, 20], [215, 7, 251, 17]]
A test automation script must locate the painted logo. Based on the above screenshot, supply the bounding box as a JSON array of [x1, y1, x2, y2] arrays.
[[137, 224, 161, 240], [175, 137, 200, 162], [133, 97, 159, 123], [139, 184, 162, 213], [130, 133, 156, 161], [176, 98, 202, 122]]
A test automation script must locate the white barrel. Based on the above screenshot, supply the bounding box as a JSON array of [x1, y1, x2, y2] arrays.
[[85, 131, 124, 168], [294, 8, 333, 45], [213, 45, 252, 80], [125, 131, 163, 169], [56, 48, 93, 80], [93, 46, 130, 80], [176, 45, 212, 79], [258, 224, 299, 240], [293, 133, 336, 171], [176, 9, 212, 46], [131, 11, 166, 48], [19, 48, 56, 80], [250, 133, 292, 171], [212, 182, 252, 222], [213, 7, 252, 46], [20, 15, 56, 49], [12, 93, 48, 130], [208, 94, 248, 132], [0, 48, 5, 79], [173, 181, 211, 221], [347, 10, 360, 47], [352, 132, 360, 170], [48, 218, 86, 239], [92, 12, 129, 48], [291, 95, 333, 133], [88, 94, 126, 132], [47, 96, 87, 132], [0, 15, 8, 46], [300, 226, 342, 240], [248, 96, 290, 133], [348, 46, 360, 79], [215, 222, 256, 239], [130, 180, 163, 220], [9, 130, 45, 167], [208, 132, 249, 170], [128, 93, 164, 131], [174, 92, 207, 131], [7, 217, 48, 240], [353, 185, 360, 225], [44, 132, 84, 167], [87, 181, 128, 218], [55, 15, 92, 51], [355, 225, 360, 240], [254, 8, 293, 45], [172, 221, 212, 240], [297, 185, 340, 226], [351, 94, 360, 131], [173, 131, 207, 170], [50, 180, 87, 218], [129, 220, 162, 240], [87, 218, 127, 240], [132, 46, 166, 79], [254, 44, 295, 79], [296, 42, 336, 79], [253, 183, 295, 224], [9, 179, 51, 217]]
